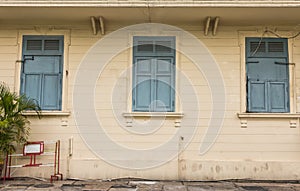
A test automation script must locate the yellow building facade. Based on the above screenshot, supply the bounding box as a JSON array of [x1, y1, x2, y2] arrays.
[[1, 0, 300, 180]]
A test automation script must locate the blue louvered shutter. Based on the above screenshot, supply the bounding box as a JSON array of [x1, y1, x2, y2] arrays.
[[246, 38, 289, 113], [269, 81, 288, 112], [248, 81, 267, 112], [22, 74, 41, 103], [133, 36, 175, 112], [21, 36, 63, 110], [155, 58, 175, 112], [133, 58, 152, 111], [40, 56, 61, 110]]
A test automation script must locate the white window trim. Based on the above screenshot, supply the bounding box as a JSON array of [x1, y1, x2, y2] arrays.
[[16, 29, 71, 115], [238, 30, 296, 117]]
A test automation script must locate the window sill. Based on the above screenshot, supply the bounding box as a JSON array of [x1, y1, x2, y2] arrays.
[[237, 113, 300, 119], [123, 112, 184, 118], [22, 111, 71, 116], [237, 113, 300, 128]]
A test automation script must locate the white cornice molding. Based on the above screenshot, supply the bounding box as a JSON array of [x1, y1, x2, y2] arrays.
[[0, 1, 300, 7]]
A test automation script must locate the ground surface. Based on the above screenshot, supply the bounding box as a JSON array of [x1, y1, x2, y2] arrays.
[[1, 177, 300, 191]]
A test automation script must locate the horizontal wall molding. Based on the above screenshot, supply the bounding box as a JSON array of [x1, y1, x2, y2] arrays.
[[1, 1, 300, 7]]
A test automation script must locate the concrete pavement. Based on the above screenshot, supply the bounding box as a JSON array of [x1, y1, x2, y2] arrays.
[[1, 177, 300, 191]]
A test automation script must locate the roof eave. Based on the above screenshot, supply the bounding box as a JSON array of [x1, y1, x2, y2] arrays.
[[1, 1, 300, 8]]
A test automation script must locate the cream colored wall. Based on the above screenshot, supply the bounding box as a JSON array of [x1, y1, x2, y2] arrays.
[[1, 23, 300, 180]]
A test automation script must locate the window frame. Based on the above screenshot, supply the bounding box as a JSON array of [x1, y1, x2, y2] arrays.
[[238, 31, 295, 115], [246, 37, 289, 113], [131, 36, 176, 113], [16, 30, 70, 115], [21, 35, 64, 111]]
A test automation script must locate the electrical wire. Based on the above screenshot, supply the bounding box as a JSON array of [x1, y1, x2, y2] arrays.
[[251, 29, 300, 56], [264, 29, 300, 39], [250, 30, 267, 57]]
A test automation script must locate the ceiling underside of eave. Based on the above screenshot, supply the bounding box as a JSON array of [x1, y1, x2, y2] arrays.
[[0, 7, 300, 26]]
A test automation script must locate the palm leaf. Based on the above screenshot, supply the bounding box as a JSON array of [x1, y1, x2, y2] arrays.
[[0, 81, 41, 158]]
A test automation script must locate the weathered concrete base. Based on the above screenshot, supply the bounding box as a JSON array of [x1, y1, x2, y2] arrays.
[[66, 159, 300, 181]]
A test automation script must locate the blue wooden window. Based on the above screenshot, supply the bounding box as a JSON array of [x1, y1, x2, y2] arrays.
[[21, 36, 64, 110], [132, 36, 175, 112], [246, 38, 289, 113]]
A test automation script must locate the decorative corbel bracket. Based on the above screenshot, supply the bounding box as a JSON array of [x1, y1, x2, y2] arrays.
[[204, 16, 220, 36], [90, 16, 105, 35]]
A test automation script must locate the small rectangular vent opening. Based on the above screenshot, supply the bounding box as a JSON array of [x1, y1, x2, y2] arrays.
[[155, 41, 172, 53], [137, 41, 154, 53], [27, 40, 42, 51], [250, 42, 266, 53], [44, 40, 60, 51], [268, 42, 284, 52]]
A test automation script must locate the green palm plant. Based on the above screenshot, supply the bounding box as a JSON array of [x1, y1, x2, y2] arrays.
[[0, 82, 41, 175]]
